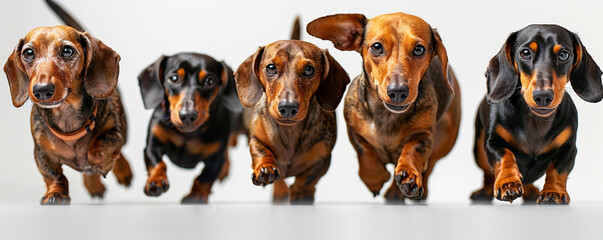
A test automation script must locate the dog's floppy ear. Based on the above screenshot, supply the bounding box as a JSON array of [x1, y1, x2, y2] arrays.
[[138, 56, 167, 109], [307, 14, 367, 53], [234, 47, 265, 108], [570, 34, 603, 103], [317, 50, 351, 111], [486, 32, 518, 104], [432, 29, 452, 94], [3, 39, 29, 107], [79, 32, 120, 99], [220, 61, 243, 113]]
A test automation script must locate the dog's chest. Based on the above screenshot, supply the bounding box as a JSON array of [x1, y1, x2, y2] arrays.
[[45, 136, 93, 171]]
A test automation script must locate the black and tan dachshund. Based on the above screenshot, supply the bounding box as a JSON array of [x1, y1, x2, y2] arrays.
[[2, 0, 133, 205], [471, 25, 603, 205], [138, 53, 243, 204]]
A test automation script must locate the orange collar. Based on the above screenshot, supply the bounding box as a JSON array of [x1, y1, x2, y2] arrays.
[[48, 106, 98, 141]]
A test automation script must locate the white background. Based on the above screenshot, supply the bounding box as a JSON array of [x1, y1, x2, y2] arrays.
[[1, 0, 603, 206]]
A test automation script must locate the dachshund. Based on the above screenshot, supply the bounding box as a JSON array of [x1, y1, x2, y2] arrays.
[[234, 17, 350, 204], [307, 13, 461, 202], [2, 0, 132, 205], [138, 53, 243, 204], [470, 25, 603, 205]]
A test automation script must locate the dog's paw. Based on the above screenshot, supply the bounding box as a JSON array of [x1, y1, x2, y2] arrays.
[[470, 187, 494, 203], [181, 194, 208, 204], [394, 167, 423, 200], [537, 190, 569, 205], [83, 175, 106, 199], [41, 192, 71, 205], [251, 163, 280, 186], [144, 176, 169, 197], [494, 176, 523, 203]]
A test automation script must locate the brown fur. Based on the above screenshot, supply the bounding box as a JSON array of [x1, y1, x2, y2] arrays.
[[537, 165, 570, 204], [493, 149, 523, 203], [235, 40, 349, 204], [4, 26, 132, 204], [308, 12, 461, 201]]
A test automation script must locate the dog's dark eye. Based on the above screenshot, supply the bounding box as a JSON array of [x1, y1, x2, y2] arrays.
[[370, 42, 384, 55], [168, 75, 179, 82], [61, 46, 74, 58], [520, 49, 532, 60], [558, 50, 570, 62], [22, 48, 35, 61], [266, 64, 277, 76], [303, 65, 315, 77], [203, 76, 215, 86], [413, 45, 426, 56]]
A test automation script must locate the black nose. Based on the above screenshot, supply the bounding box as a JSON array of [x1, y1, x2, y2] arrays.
[[32, 84, 55, 101], [387, 84, 409, 104], [179, 110, 198, 124], [532, 89, 554, 107], [278, 101, 299, 119]]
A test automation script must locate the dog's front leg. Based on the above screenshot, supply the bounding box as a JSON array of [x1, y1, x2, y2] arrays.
[[143, 135, 169, 197], [486, 134, 523, 203], [88, 127, 125, 177], [537, 143, 576, 205], [394, 131, 433, 200], [35, 146, 70, 205], [249, 137, 280, 186]]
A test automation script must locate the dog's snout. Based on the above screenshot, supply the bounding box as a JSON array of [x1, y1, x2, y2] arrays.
[[178, 99, 198, 124], [532, 89, 554, 107], [387, 84, 409, 104], [179, 110, 198, 124], [33, 84, 55, 101], [278, 101, 299, 119]]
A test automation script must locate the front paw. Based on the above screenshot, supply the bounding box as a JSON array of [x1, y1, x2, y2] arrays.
[[181, 194, 208, 204], [144, 176, 169, 196], [394, 167, 423, 200], [494, 176, 523, 203], [537, 190, 569, 205], [251, 163, 280, 186], [41, 191, 71, 205]]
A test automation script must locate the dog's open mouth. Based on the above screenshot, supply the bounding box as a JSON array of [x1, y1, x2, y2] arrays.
[[175, 124, 202, 133], [530, 107, 556, 116], [36, 100, 64, 109], [384, 103, 410, 113], [275, 119, 298, 126]]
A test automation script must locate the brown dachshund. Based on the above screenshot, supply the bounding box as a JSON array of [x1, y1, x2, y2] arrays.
[[308, 13, 461, 202], [3, 2, 132, 204], [235, 20, 350, 204]]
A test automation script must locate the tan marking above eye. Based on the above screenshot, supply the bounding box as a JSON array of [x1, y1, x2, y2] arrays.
[[198, 70, 207, 80], [553, 45, 562, 54], [177, 68, 185, 79], [529, 42, 538, 52]]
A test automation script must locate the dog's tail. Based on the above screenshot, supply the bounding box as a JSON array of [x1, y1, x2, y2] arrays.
[[290, 16, 301, 40], [45, 0, 85, 32]]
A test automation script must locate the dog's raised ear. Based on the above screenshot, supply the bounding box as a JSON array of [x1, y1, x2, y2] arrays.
[[234, 47, 265, 108], [137, 56, 167, 109], [3, 39, 29, 107], [307, 14, 367, 53], [486, 32, 518, 104], [432, 29, 452, 94], [220, 61, 243, 113], [317, 50, 350, 111], [570, 34, 603, 103], [79, 32, 120, 99]]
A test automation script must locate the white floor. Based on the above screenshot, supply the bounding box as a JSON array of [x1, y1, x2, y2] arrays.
[[2, 201, 602, 240]]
